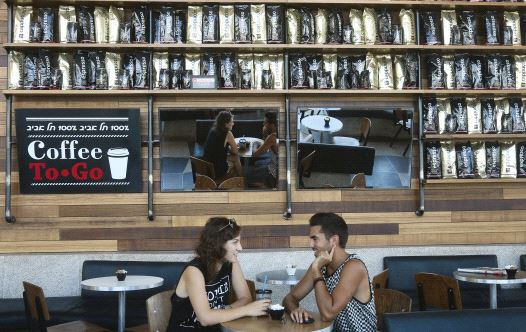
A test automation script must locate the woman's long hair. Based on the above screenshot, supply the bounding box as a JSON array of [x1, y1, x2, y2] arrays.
[[213, 111, 233, 133], [195, 217, 241, 281]]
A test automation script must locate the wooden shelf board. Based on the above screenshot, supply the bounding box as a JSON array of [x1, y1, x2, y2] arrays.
[[4, 43, 148, 50], [2, 89, 150, 96], [425, 134, 526, 140], [151, 89, 286, 95], [427, 178, 526, 184], [421, 89, 526, 95]]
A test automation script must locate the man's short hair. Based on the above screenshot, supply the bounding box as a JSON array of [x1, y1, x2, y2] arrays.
[[309, 213, 348, 248]]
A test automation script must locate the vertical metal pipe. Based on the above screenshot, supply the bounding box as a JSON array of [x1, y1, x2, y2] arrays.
[[283, 52, 292, 219], [416, 95, 425, 216], [147, 96, 154, 221], [5, 4, 15, 223]]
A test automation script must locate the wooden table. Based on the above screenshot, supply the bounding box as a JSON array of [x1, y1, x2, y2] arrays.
[[221, 312, 332, 332]]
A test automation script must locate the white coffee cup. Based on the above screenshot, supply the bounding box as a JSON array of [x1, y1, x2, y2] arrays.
[[286, 265, 297, 276]]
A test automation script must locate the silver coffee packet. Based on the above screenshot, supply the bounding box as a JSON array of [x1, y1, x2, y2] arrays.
[[8, 51, 24, 89], [495, 98, 510, 133], [238, 53, 254, 89], [377, 55, 393, 90], [58, 53, 73, 90], [472, 141, 487, 178], [219, 5, 235, 44], [400, 9, 416, 45], [94, 7, 109, 43], [466, 98, 482, 134], [185, 53, 201, 78], [365, 53, 378, 89], [363, 8, 377, 45], [287, 8, 300, 44], [315, 9, 328, 44], [14, 6, 32, 43], [515, 55, 526, 89], [108, 6, 123, 43], [59, 6, 76, 44], [441, 10, 458, 46], [437, 98, 451, 134], [253, 53, 269, 90], [251, 4, 267, 44], [105, 52, 122, 90], [323, 54, 337, 89], [443, 55, 455, 89], [349, 9, 364, 45], [504, 11, 521, 46], [501, 141, 517, 178], [152, 52, 169, 89], [268, 54, 283, 90], [441, 141, 457, 179], [187, 6, 203, 44], [394, 55, 405, 90]]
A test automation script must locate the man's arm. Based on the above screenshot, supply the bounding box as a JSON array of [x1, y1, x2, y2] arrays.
[[283, 264, 315, 323], [253, 133, 276, 158], [313, 260, 367, 321]]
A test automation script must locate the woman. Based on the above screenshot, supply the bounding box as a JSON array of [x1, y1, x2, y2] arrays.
[[247, 112, 278, 188], [202, 111, 242, 179], [167, 217, 270, 331]]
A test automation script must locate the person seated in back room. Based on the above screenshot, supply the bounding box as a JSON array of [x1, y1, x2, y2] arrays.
[[283, 213, 377, 332], [246, 111, 278, 188], [202, 111, 243, 180], [166, 217, 270, 331]]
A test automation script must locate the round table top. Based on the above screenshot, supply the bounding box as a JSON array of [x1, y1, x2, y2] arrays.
[[256, 269, 307, 286], [301, 116, 343, 133], [221, 312, 332, 332], [81, 275, 164, 291], [453, 271, 526, 285], [234, 137, 265, 158]]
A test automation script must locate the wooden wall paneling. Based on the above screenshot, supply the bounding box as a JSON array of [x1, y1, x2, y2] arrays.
[[452, 210, 526, 223], [156, 202, 285, 216], [342, 211, 451, 224], [171, 214, 309, 227], [0, 229, 58, 241], [0, 240, 117, 253]]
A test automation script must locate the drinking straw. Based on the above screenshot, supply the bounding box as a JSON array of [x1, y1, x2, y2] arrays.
[[262, 275, 268, 291]]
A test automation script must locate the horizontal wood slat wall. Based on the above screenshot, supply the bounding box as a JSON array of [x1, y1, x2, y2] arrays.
[[1, 3, 526, 254]]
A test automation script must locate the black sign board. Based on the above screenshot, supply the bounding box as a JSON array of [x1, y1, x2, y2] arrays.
[[15, 108, 141, 194]]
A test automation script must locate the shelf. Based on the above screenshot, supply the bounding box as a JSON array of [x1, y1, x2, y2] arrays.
[[3, 43, 149, 51], [427, 178, 526, 184], [421, 89, 526, 95], [425, 134, 526, 140], [2, 89, 151, 96], [5, 0, 147, 5], [151, 89, 287, 96]]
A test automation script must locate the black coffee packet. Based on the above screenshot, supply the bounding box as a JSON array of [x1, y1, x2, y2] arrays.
[[454, 54, 472, 89], [77, 6, 95, 43], [377, 9, 392, 44], [39, 8, 54, 42], [307, 55, 323, 89], [456, 142, 474, 179], [290, 54, 309, 88], [201, 53, 218, 76], [459, 11, 477, 45], [327, 9, 343, 44], [404, 53, 419, 89], [132, 6, 150, 43], [24, 53, 39, 89], [452, 98, 468, 133], [88, 51, 105, 89], [422, 11, 441, 45], [485, 141, 501, 178], [122, 54, 135, 89], [351, 55, 366, 89], [485, 11, 500, 45], [501, 55, 516, 89], [300, 8, 315, 44], [426, 141, 442, 179], [74, 51, 89, 89], [470, 55, 486, 89], [509, 98, 526, 133], [521, 13, 526, 46], [482, 99, 497, 133], [423, 98, 439, 134], [158, 7, 175, 43], [134, 51, 149, 89], [427, 54, 445, 89], [173, 10, 186, 43], [170, 54, 184, 89], [235, 5, 251, 43], [37, 50, 54, 89], [266, 5, 284, 43], [336, 55, 352, 89], [486, 55, 502, 89], [202, 5, 219, 43], [220, 53, 237, 88], [517, 141, 526, 178]]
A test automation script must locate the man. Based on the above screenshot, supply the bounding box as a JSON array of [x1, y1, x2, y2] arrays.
[[283, 213, 376, 332], [246, 111, 278, 188]]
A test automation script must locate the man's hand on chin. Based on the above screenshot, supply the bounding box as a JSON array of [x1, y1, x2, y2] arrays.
[[312, 245, 336, 271]]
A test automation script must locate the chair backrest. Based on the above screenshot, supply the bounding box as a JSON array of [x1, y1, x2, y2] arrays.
[[147, 290, 174, 332], [23, 281, 50, 332], [190, 156, 215, 179], [415, 273, 462, 311], [394, 109, 409, 127], [218, 177, 245, 190], [373, 269, 389, 289], [298, 150, 316, 187], [298, 142, 375, 175], [375, 288, 412, 331], [350, 173, 366, 188], [228, 280, 257, 304], [360, 117, 371, 146], [195, 174, 217, 190]]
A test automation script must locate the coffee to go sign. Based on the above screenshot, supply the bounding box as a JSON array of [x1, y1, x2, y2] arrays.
[[15, 109, 141, 194]]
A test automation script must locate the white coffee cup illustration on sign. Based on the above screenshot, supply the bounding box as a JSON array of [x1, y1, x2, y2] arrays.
[[107, 148, 129, 180]]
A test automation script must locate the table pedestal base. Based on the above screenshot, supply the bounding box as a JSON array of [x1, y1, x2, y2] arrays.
[[490, 284, 497, 309], [118, 290, 126, 332]]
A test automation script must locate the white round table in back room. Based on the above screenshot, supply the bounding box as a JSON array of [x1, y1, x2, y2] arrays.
[[300, 115, 343, 144], [81, 275, 164, 332]]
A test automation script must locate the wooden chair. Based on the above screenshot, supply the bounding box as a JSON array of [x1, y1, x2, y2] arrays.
[[298, 150, 316, 188], [359, 117, 372, 146], [146, 290, 174, 332], [195, 174, 217, 190], [228, 280, 257, 304], [218, 177, 245, 190], [415, 273, 463, 311], [374, 288, 412, 331], [372, 269, 389, 289], [190, 156, 216, 179], [350, 173, 366, 188], [390, 109, 412, 156], [23, 281, 108, 332]]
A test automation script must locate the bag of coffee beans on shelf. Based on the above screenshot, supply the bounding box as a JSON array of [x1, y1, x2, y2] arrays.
[[427, 54, 445, 89], [336, 55, 351, 89], [509, 98, 526, 132], [170, 54, 184, 89], [441, 141, 457, 179], [253, 54, 268, 90], [39, 8, 55, 43], [132, 6, 149, 43], [94, 7, 108, 43], [174, 10, 186, 43], [220, 53, 237, 88], [485, 11, 500, 45], [504, 11, 521, 46], [134, 51, 149, 89], [105, 52, 122, 89], [496, 98, 511, 133], [58, 53, 73, 90], [515, 55, 526, 89], [219, 5, 234, 44], [377, 55, 394, 90], [152, 52, 169, 89], [454, 54, 472, 89], [323, 54, 337, 89], [315, 9, 328, 45], [29, 21, 42, 43], [521, 13, 526, 45], [158, 7, 175, 43], [14, 6, 32, 43], [471, 55, 486, 89], [202, 5, 219, 43], [287, 8, 300, 44], [349, 9, 365, 45], [376, 9, 392, 44], [299, 8, 314, 44], [459, 11, 477, 45], [37, 50, 54, 89], [456, 142, 474, 179], [108, 6, 123, 44], [23, 53, 39, 89], [516, 141, 526, 177], [421, 11, 441, 45], [363, 8, 377, 45], [187, 6, 203, 44], [77, 6, 96, 43], [471, 141, 487, 178], [426, 141, 442, 179], [351, 55, 366, 89], [437, 98, 454, 134], [290, 54, 309, 89], [73, 51, 89, 89], [482, 98, 497, 133], [452, 98, 468, 133], [501, 55, 516, 89], [185, 53, 201, 79], [251, 4, 267, 44], [238, 53, 254, 89], [486, 55, 502, 89], [441, 10, 458, 46], [88, 51, 106, 89], [485, 141, 501, 178], [404, 53, 419, 89], [201, 53, 218, 76], [328, 9, 343, 44], [266, 5, 284, 43], [268, 54, 284, 90], [466, 98, 482, 134], [307, 55, 323, 89], [365, 53, 379, 89], [8, 51, 24, 89], [443, 55, 455, 90], [59, 6, 76, 43], [501, 141, 517, 178], [235, 5, 251, 43], [400, 9, 416, 45], [423, 97, 439, 133]]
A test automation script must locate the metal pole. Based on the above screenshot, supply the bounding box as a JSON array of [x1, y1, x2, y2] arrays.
[[283, 52, 292, 219], [118, 291, 126, 332], [147, 96, 154, 221], [5, 3, 15, 223], [416, 95, 425, 216]]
